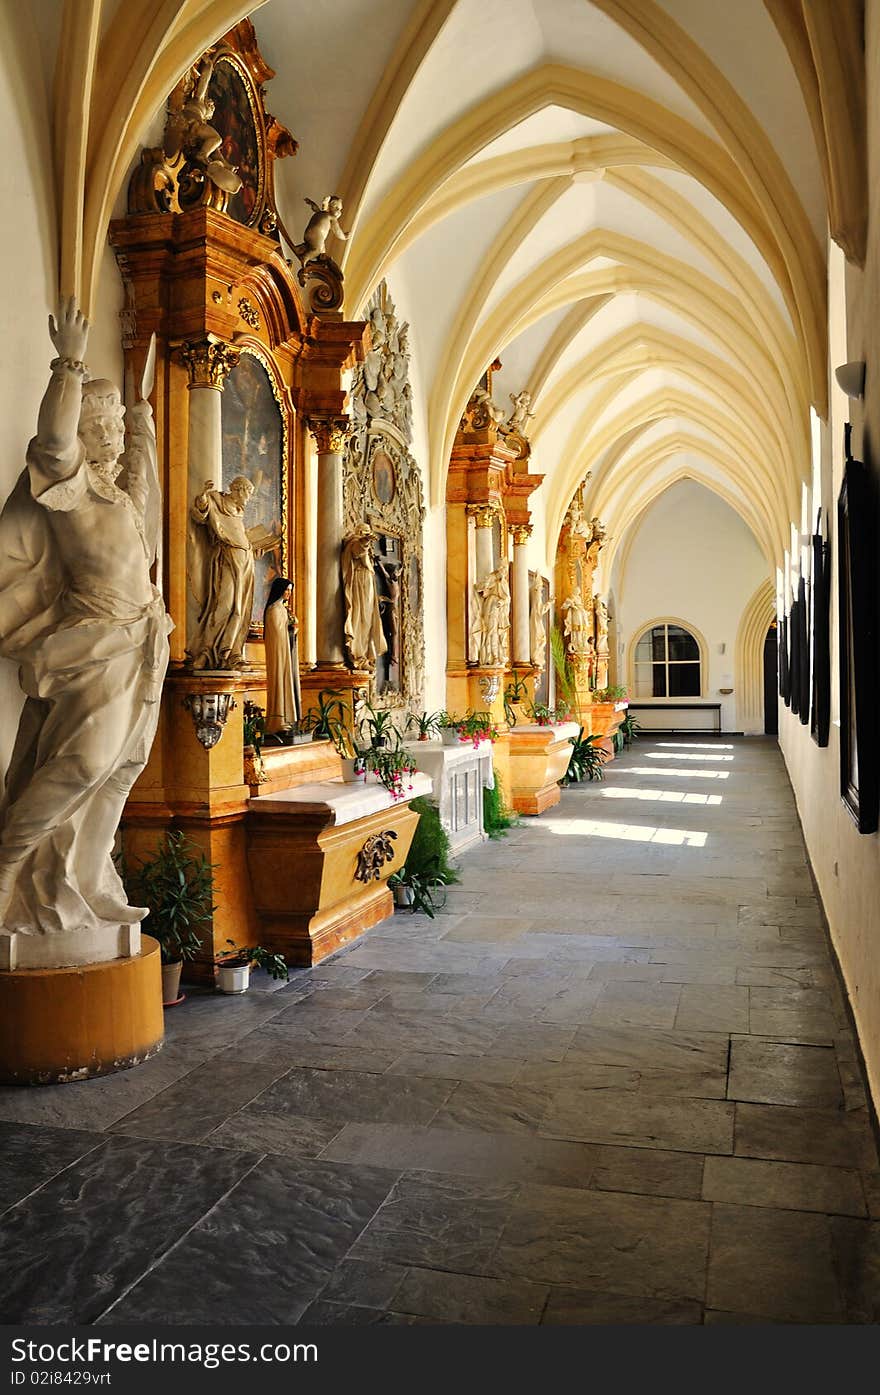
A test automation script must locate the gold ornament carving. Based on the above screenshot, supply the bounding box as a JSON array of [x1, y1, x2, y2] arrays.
[[354, 829, 398, 883], [511, 523, 533, 545], [467, 504, 497, 530], [178, 337, 241, 389], [237, 297, 260, 330], [309, 418, 349, 454]]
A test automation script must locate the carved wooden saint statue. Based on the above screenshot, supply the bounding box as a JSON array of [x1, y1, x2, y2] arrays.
[[473, 564, 511, 668]]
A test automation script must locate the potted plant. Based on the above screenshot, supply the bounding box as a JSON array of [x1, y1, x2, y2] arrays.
[[503, 674, 529, 727], [242, 699, 267, 785], [121, 830, 215, 1006], [366, 742, 417, 800], [437, 711, 461, 746], [359, 699, 398, 750], [561, 727, 609, 785], [459, 709, 498, 747], [304, 689, 347, 745], [388, 796, 460, 917], [619, 709, 641, 747], [528, 700, 555, 727], [406, 710, 442, 741], [215, 939, 290, 993]]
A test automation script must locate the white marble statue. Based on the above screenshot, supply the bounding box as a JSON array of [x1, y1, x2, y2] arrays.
[[595, 596, 610, 654], [529, 573, 551, 670], [187, 476, 280, 671], [341, 524, 387, 669], [263, 577, 301, 734], [292, 195, 348, 266], [473, 564, 511, 668], [562, 593, 593, 655], [0, 297, 172, 965], [505, 388, 535, 435]]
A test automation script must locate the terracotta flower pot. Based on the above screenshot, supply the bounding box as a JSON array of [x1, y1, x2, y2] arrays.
[[161, 960, 183, 1006]]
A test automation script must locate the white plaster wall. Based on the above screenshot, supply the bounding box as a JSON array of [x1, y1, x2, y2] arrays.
[[0, 5, 58, 774], [614, 480, 770, 731], [776, 0, 880, 1113]]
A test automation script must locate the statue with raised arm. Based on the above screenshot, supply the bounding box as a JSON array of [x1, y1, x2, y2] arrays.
[[504, 389, 535, 436], [164, 57, 243, 196], [0, 298, 172, 964], [186, 475, 280, 671], [529, 572, 551, 670], [341, 524, 387, 670]]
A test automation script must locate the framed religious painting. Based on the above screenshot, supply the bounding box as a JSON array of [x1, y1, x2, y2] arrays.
[[220, 347, 288, 633], [837, 429, 878, 833], [206, 51, 265, 227]]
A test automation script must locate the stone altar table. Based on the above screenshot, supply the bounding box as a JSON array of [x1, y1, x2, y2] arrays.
[[403, 739, 494, 855], [507, 721, 580, 815]]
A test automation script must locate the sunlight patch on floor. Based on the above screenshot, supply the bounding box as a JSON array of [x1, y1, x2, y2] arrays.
[[543, 817, 708, 847], [600, 787, 723, 806], [656, 742, 735, 750], [645, 752, 734, 762], [616, 766, 730, 780]]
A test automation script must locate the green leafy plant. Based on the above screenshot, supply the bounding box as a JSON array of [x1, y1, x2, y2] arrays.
[[242, 700, 266, 753], [562, 727, 609, 785], [593, 684, 628, 703], [459, 709, 498, 746], [437, 710, 460, 729], [389, 796, 460, 917], [550, 624, 579, 713], [303, 689, 348, 750], [503, 673, 529, 726], [406, 710, 442, 740], [618, 709, 641, 747], [216, 939, 289, 981], [122, 830, 215, 966], [359, 700, 399, 750], [366, 743, 417, 800], [483, 776, 519, 839]]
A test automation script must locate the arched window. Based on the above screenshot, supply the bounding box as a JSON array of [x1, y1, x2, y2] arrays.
[[634, 623, 702, 698]]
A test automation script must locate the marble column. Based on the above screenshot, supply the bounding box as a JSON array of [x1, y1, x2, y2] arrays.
[[179, 337, 240, 645], [471, 505, 496, 585], [510, 523, 532, 665], [310, 417, 348, 667], [179, 336, 241, 494]]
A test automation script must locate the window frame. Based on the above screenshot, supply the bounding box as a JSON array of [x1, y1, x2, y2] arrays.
[[630, 619, 706, 700]]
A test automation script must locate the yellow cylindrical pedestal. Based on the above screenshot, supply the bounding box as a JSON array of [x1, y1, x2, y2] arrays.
[[0, 936, 164, 1086]]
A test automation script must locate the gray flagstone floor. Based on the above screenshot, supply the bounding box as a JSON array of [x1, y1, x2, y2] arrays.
[[1, 735, 878, 1325]]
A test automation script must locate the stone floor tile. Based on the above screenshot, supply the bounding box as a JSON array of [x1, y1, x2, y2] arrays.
[[0, 1121, 104, 1217], [541, 1288, 702, 1324], [349, 1172, 519, 1273], [492, 1186, 711, 1299], [108, 1058, 286, 1144], [829, 1216, 880, 1322], [675, 985, 750, 1034], [205, 1110, 344, 1159], [484, 1023, 577, 1061], [703, 1155, 866, 1216], [384, 1053, 524, 1084], [587, 1143, 705, 1200], [391, 1267, 548, 1324], [707, 1202, 843, 1321], [320, 1122, 597, 1190], [748, 1005, 837, 1044], [734, 1102, 878, 1170], [541, 1088, 734, 1154], [432, 1081, 549, 1134], [248, 1066, 454, 1126], [727, 1038, 843, 1108]]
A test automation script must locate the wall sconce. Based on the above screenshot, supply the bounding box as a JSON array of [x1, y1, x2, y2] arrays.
[[183, 692, 236, 749], [835, 361, 865, 399]]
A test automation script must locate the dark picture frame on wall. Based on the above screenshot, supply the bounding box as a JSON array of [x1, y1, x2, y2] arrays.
[[810, 511, 831, 747], [838, 427, 878, 833]]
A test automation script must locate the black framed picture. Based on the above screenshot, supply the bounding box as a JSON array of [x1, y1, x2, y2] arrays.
[[810, 515, 831, 747], [838, 429, 878, 833]]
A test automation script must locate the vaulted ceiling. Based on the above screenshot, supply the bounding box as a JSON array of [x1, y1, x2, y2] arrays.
[[49, 0, 866, 575]]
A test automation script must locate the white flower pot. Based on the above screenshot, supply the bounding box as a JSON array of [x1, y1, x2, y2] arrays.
[[339, 757, 362, 782], [393, 882, 415, 908], [440, 728, 460, 746], [217, 962, 250, 993]]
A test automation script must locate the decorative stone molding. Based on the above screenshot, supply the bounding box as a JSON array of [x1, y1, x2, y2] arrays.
[[342, 281, 425, 713], [309, 417, 349, 454], [479, 673, 501, 704], [297, 256, 345, 314], [178, 336, 241, 390], [355, 829, 398, 883], [182, 691, 236, 748]]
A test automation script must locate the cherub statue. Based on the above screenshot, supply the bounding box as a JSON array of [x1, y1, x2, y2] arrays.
[[166, 57, 243, 195], [505, 388, 536, 435], [292, 195, 349, 267]]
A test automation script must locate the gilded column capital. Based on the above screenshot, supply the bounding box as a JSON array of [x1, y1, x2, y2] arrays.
[[178, 336, 241, 389], [467, 504, 497, 529], [510, 523, 533, 546], [309, 416, 349, 454]]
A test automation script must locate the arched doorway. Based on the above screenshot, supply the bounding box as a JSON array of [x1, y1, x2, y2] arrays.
[[763, 622, 779, 735]]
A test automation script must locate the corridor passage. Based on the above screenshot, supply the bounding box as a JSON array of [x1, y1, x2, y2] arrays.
[[0, 738, 878, 1325]]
